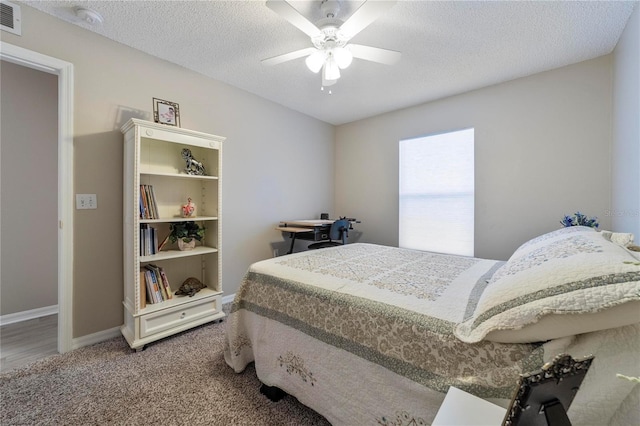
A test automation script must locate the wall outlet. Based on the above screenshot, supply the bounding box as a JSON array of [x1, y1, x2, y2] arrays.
[[76, 194, 97, 209]]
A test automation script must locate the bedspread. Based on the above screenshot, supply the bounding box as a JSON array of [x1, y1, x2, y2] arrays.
[[224, 244, 547, 424]]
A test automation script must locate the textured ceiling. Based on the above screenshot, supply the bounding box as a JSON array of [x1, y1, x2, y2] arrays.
[[24, 0, 637, 125]]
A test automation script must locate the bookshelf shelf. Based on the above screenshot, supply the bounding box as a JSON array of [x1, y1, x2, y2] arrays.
[[140, 171, 219, 181], [140, 246, 219, 263], [121, 119, 225, 351], [134, 287, 223, 316], [140, 216, 219, 224]]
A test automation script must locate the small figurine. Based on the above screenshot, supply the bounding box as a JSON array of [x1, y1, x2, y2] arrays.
[[181, 148, 206, 176], [175, 277, 206, 297], [181, 197, 196, 218]]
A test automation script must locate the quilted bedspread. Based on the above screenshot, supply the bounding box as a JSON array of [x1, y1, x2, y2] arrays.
[[224, 243, 639, 425]]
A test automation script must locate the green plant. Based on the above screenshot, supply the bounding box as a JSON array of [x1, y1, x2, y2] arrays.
[[168, 221, 205, 243]]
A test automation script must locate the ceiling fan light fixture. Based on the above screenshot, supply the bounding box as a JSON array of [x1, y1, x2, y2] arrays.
[[264, 0, 401, 90], [305, 50, 326, 73], [323, 56, 341, 81], [333, 47, 353, 69], [322, 76, 337, 87]]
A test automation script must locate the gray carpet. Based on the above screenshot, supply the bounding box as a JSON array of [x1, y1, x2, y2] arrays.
[[0, 319, 330, 425]]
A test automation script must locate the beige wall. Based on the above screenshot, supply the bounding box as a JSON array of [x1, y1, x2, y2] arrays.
[[2, 5, 334, 337], [335, 56, 614, 261], [612, 5, 640, 237], [2, 4, 636, 340], [1, 60, 58, 315]]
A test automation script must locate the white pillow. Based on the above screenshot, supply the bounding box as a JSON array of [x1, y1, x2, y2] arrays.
[[482, 301, 640, 343], [509, 226, 596, 261], [601, 230, 635, 247], [455, 229, 640, 343]]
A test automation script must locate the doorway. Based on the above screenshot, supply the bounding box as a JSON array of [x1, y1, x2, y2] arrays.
[[0, 42, 74, 354]]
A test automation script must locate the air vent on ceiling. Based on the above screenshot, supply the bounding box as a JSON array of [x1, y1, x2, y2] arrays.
[[1, 0, 21, 36]]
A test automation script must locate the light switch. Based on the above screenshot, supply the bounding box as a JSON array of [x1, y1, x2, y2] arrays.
[[76, 194, 97, 209]]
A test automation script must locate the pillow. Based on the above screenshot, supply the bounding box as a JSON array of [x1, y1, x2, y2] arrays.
[[509, 226, 597, 261], [600, 230, 635, 247], [455, 229, 640, 343], [481, 301, 640, 343], [628, 245, 640, 260]]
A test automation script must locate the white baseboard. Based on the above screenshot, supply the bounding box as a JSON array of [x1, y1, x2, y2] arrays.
[[2, 294, 238, 350], [222, 293, 235, 305], [0, 305, 58, 326], [71, 326, 121, 350], [70, 294, 236, 351]]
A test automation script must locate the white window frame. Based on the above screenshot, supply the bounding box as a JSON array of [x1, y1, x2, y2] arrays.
[[399, 128, 474, 256]]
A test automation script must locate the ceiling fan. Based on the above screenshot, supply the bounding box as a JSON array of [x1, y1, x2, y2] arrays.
[[262, 0, 401, 89]]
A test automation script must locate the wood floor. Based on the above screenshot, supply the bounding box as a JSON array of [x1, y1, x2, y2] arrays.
[[0, 314, 58, 372]]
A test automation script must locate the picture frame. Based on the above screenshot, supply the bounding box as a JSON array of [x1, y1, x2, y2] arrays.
[[503, 353, 594, 426], [152, 98, 180, 127]]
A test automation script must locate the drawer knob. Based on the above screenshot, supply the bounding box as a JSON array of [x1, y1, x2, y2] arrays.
[[180, 312, 186, 319]]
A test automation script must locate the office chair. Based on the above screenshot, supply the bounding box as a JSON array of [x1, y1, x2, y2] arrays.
[[308, 218, 350, 250]]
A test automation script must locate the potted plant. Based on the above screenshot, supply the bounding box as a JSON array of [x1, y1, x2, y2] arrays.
[[560, 211, 599, 229], [168, 221, 205, 251]]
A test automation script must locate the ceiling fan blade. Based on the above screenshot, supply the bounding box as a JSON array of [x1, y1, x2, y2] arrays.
[[266, 0, 323, 39], [349, 44, 401, 65], [261, 47, 317, 66], [338, 0, 397, 40]]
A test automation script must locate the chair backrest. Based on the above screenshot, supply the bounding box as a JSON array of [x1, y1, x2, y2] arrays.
[[329, 219, 350, 242]]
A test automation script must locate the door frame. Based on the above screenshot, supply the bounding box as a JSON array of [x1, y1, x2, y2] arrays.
[[1, 42, 74, 353]]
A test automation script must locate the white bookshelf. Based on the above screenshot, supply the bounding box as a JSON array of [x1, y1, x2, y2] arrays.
[[121, 118, 225, 350]]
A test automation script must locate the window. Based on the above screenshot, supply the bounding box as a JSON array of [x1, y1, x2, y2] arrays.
[[399, 128, 474, 256]]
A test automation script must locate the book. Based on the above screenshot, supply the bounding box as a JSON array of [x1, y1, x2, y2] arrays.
[[139, 225, 144, 256], [139, 185, 160, 219], [144, 269, 162, 303], [144, 225, 150, 256], [157, 233, 170, 252], [145, 264, 168, 301], [139, 191, 146, 219], [147, 264, 173, 300], [148, 185, 159, 219], [140, 185, 149, 219], [143, 270, 157, 303], [139, 225, 159, 256], [140, 224, 151, 256], [157, 266, 173, 299], [152, 226, 158, 255], [139, 270, 147, 309], [144, 185, 153, 219], [140, 185, 160, 220]]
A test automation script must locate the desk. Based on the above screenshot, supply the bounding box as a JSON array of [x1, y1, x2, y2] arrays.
[[276, 219, 335, 254]]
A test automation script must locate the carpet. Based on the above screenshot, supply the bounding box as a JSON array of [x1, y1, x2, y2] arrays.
[[0, 319, 330, 425]]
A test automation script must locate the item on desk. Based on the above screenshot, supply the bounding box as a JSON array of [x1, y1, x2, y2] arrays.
[[181, 197, 196, 218], [320, 213, 329, 220]]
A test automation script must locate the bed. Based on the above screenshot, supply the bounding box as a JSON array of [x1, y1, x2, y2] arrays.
[[224, 226, 640, 425]]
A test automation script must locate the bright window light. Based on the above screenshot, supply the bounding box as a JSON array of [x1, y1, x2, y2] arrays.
[[399, 128, 474, 256]]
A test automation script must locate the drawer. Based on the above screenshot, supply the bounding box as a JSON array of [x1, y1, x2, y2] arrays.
[[139, 298, 219, 338]]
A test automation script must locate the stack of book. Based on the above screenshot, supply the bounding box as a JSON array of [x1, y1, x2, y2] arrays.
[[139, 184, 159, 219], [139, 224, 159, 256], [140, 264, 173, 305]]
